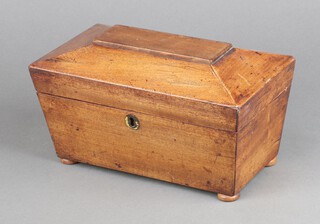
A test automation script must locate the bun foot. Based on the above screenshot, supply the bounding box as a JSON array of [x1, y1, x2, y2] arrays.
[[266, 156, 277, 167], [60, 158, 78, 165], [217, 193, 240, 202]]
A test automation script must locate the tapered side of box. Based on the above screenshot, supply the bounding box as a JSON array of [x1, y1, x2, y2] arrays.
[[234, 61, 295, 194]]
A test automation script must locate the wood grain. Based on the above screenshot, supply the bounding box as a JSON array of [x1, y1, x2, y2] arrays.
[[94, 25, 232, 64], [234, 86, 291, 194], [29, 24, 296, 199], [30, 68, 238, 132], [30, 43, 294, 110], [211, 48, 295, 108], [30, 45, 236, 105], [237, 59, 295, 130], [38, 93, 236, 195]]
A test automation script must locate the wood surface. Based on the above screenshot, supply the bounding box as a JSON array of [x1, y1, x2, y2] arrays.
[[93, 25, 232, 64], [217, 193, 240, 202], [38, 93, 236, 195], [211, 48, 295, 108], [29, 24, 240, 132], [30, 43, 294, 110], [29, 27, 294, 132], [60, 158, 78, 165], [30, 24, 296, 198], [234, 87, 291, 194], [30, 68, 237, 132], [266, 156, 277, 167], [31, 45, 236, 105]]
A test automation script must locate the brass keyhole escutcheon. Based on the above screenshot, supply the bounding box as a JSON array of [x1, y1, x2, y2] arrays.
[[125, 114, 140, 130]]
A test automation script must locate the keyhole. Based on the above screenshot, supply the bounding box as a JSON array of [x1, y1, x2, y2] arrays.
[[128, 117, 135, 126], [125, 114, 140, 130]]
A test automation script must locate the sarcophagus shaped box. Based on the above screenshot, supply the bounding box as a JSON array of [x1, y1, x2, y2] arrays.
[[29, 24, 295, 202]]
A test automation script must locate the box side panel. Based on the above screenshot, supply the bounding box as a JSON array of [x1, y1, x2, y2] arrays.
[[30, 69, 238, 132], [238, 61, 295, 130], [235, 86, 291, 193], [38, 93, 236, 195], [212, 48, 295, 110]]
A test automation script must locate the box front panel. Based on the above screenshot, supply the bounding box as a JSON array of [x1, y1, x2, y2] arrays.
[[38, 93, 236, 195]]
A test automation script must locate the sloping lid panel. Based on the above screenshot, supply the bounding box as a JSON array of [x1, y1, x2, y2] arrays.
[[211, 48, 295, 106], [31, 44, 236, 105]]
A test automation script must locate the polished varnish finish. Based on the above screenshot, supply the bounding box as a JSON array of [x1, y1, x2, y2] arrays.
[[94, 25, 232, 64], [29, 24, 295, 202]]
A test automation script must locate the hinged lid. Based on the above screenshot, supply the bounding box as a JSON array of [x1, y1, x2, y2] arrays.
[[29, 24, 295, 132]]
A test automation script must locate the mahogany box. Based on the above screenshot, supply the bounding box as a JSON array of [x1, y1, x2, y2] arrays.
[[29, 24, 295, 202]]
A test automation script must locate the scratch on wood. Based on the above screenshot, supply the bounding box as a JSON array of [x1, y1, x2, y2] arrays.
[[273, 86, 288, 100], [213, 155, 218, 166], [237, 73, 251, 86], [203, 166, 212, 173], [210, 65, 236, 104]]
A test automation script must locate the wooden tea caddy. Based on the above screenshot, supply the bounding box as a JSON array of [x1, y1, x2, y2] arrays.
[[29, 24, 295, 202]]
